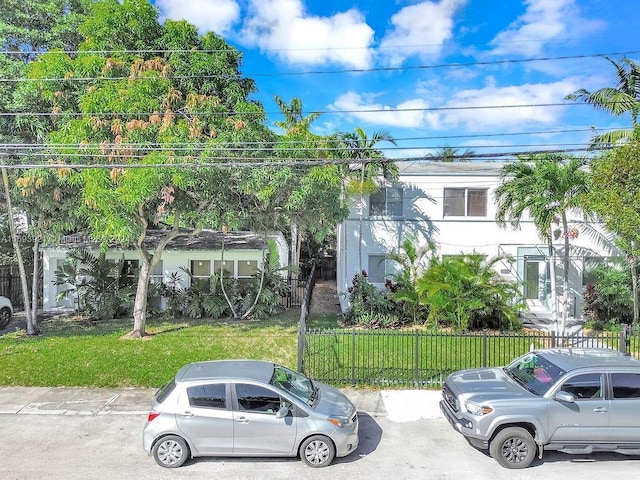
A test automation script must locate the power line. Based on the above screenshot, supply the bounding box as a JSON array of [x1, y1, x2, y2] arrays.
[[0, 146, 612, 170], [0, 127, 617, 150], [0, 101, 597, 118], [1, 50, 637, 82]]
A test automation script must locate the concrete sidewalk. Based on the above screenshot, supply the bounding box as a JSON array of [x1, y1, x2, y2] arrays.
[[0, 386, 443, 421]]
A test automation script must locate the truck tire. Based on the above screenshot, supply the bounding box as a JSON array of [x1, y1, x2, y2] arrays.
[[489, 427, 536, 469]]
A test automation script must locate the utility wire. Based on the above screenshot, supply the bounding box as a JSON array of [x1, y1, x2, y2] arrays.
[[0, 146, 612, 170]]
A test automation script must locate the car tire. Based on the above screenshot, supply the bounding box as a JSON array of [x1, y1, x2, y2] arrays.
[[0, 307, 10, 329], [300, 435, 335, 468], [152, 435, 190, 468], [489, 427, 537, 469]]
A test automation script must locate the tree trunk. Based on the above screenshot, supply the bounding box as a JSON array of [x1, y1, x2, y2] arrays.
[[632, 257, 639, 329], [547, 239, 558, 333], [130, 258, 151, 338], [560, 216, 570, 335], [1, 163, 37, 334], [31, 234, 41, 327]]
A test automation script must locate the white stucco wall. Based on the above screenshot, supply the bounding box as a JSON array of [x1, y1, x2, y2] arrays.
[[41, 232, 288, 310], [336, 161, 619, 320]]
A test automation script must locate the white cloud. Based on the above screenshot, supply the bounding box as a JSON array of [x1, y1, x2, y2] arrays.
[[155, 0, 240, 35], [489, 0, 605, 56], [441, 78, 581, 130], [379, 0, 467, 67], [328, 91, 441, 129], [239, 0, 375, 68]]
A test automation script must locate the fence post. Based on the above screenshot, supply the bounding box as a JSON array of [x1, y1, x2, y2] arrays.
[[620, 326, 628, 354], [482, 330, 487, 367], [351, 328, 356, 385], [414, 329, 419, 388]]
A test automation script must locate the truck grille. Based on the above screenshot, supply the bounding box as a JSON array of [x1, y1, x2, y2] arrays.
[[442, 385, 459, 413]]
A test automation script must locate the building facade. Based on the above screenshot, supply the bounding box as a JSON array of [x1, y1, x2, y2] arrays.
[[336, 161, 618, 325], [41, 229, 288, 310]]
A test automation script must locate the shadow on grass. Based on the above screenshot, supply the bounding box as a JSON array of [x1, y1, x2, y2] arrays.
[[3, 308, 303, 340]]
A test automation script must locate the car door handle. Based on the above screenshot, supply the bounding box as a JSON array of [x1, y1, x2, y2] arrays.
[[236, 416, 250, 424], [592, 407, 608, 413], [181, 411, 194, 418]]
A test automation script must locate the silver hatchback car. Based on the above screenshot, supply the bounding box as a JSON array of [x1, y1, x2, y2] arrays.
[[143, 359, 359, 468]]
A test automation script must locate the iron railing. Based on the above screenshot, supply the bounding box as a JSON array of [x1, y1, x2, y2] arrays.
[[301, 327, 638, 388]]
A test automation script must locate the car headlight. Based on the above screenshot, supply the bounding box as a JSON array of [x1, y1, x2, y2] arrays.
[[465, 401, 494, 416], [328, 415, 350, 427]]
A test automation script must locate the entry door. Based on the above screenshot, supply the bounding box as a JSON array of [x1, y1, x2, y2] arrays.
[[232, 383, 297, 455], [524, 259, 541, 300]]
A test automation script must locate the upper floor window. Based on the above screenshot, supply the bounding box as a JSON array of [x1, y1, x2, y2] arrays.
[[369, 187, 403, 217], [443, 188, 487, 217]]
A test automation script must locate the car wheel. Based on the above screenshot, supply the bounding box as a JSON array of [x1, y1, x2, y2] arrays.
[[300, 435, 335, 468], [0, 307, 10, 329], [152, 435, 190, 468], [489, 427, 536, 469]]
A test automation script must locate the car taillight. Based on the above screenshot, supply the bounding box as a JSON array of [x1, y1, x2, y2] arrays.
[[147, 412, 160, 422]]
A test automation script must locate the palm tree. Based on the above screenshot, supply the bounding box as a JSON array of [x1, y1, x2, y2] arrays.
[[339, 128, 398, 270], [565, 56, 640, 146], [426, 146, 475, 162], [494, 154, 590, 334], [272, 95, 323, 273]]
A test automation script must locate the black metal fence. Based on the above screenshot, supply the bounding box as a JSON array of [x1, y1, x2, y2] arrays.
[[0, 266, 34, 309], [301, 327, 638, 388]]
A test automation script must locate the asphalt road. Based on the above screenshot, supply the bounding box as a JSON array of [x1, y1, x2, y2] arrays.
[[3, 411, 640, 480]]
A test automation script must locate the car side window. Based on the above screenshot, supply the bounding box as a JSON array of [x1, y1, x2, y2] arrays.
[[236, 384, 281, 414], [560, 373, 602, 399], [187, 384, 227, 409], [611, 373, 640, 399]]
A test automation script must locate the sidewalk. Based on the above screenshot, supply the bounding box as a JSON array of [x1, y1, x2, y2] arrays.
[[0, 386, 443, 421]]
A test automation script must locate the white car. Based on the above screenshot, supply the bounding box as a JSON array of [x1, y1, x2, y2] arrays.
[[0, 296, 13, 329]]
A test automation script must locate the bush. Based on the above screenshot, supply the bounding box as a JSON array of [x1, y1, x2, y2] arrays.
[[583, 263, 633, 327]]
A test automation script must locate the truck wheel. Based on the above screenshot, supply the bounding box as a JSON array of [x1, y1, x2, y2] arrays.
[[489, 427, 536, 469]]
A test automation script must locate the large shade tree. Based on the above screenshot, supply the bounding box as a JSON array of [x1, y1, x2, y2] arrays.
[[0, 0, 90, 333], [19, 0, 274, 337], [494, 154, 591, 334], [587, 138, 640, 328]]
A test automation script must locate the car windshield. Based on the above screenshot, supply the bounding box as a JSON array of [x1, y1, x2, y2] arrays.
[[270, 365, 315, 405], [504, 352, 566, 396]]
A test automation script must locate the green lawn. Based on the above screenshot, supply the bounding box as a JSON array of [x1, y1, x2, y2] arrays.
[[0, 311, 321, 388]]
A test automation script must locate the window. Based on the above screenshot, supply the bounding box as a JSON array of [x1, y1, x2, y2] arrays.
[[236, 384, 281, 413], [367, 254, 387, 283], [611, 373, 640, 399], [560, 373, 603, 399], [120, 259, 139, 287], [191, 260, 210, 288], [369, 187, 403, 216], [214, 260, 233, 277], [238, 260, 258, 278], [443, 188, 487, 217], [187, 384, 227, 409], [151, 261, 163, 285]]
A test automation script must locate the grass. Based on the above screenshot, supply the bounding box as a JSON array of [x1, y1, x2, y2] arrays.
[[0, 310, 319, 388]]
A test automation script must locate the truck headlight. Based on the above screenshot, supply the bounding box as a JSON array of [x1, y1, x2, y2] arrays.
[[465, 401, 493, 416]]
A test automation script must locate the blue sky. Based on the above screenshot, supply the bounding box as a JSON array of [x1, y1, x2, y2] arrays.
[[152, 0, 640, 159]]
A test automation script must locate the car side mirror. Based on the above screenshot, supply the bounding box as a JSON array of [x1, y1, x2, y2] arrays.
[[554, 391, 576, 403], [275, 406, 290, 419]]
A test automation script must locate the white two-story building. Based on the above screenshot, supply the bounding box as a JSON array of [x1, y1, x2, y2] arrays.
[[336, 161, 618, 324]]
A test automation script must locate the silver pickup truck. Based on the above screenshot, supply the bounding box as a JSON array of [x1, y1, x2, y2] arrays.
[[440, 348, 640, 469]]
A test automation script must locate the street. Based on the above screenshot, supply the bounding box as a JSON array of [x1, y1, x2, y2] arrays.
[[3, 412, 640, 480]]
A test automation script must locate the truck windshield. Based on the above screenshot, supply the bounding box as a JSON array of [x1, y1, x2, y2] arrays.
[[505, 352, 566, 396]]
